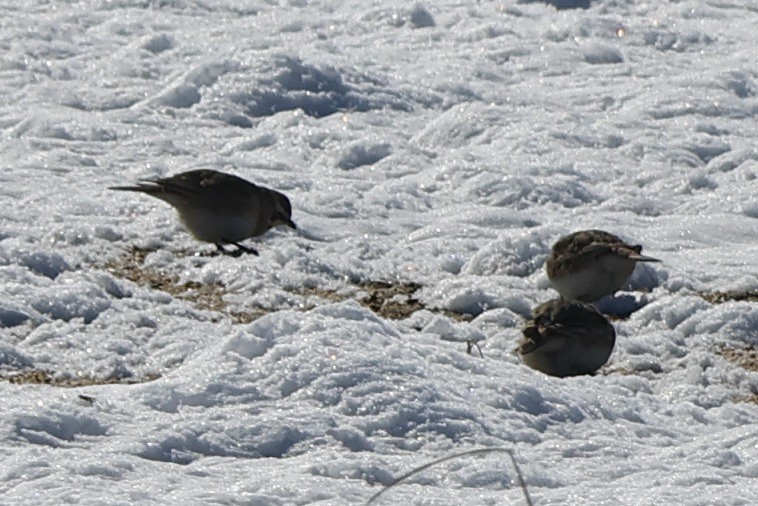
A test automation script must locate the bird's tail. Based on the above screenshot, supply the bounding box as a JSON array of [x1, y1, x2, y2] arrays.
[[629, 245, 660, 262], [631, 254, 660, 262]]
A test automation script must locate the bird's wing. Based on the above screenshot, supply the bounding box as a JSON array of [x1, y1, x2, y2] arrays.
[[555, 243, 618, 273], [519, 323, 573, 354]]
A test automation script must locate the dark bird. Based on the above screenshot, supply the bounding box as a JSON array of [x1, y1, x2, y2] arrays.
[[518, 298, 616, 377], [111, 169, 296, 255]]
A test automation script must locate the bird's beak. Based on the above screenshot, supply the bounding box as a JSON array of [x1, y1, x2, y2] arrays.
[[273, 215, 297, 230]]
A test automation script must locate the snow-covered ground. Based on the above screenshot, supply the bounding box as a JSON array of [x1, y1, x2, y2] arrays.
[[1, 0, 757, 503]]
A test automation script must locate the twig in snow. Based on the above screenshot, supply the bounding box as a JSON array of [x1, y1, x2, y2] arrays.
[[366, 447, 532, 505]]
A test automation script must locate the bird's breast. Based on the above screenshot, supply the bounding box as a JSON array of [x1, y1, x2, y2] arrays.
[[178, 208, 258, 243]]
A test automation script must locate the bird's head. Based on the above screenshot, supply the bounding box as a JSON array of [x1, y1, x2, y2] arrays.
[[269, 190, 297, 230]]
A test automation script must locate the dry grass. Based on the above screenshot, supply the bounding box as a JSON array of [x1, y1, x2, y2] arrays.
[[720, 347, 758, 372], [366, 447, 532, 506], [3, 263, 476, 387], [295, 281, 472, 322], [698, 290, 758, 304], [358, 280, 425, 319], [1, 369, 160, 387], [718, 346, 758, 405], [104, 248, 473, 325], [103, 247, 269, 324], [294, 281, 425, 320]]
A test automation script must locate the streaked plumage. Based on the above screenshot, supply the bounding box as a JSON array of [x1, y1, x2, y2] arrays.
[[545, 229, 659, 302], [518, 298, 616, 377], [110, 169, 296, 255]]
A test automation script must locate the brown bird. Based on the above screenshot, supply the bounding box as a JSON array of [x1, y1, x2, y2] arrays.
[[545, 229, 659, 302], [518, 298, 616, 377], [111, 169, 296, 255]]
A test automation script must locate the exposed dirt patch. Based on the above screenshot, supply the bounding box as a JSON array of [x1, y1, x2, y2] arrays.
[[294, 281, 471, 321], [294, 281, 425, 320], [719, 347, 758, 404], [699, 290, 758, 304], [104, 248, 471, 325], [358, 281, 425, 320], [605, 313, 634, 322], [720, 346, 758, 372], [292, 286, 349, 305], [103, 247, 269, 323], [4, 271, 474, 389], [357, 281, 471, 322], [1, 369, 160, 387]]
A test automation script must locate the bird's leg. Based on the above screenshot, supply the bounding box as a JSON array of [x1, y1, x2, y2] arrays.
[[211, 243, 229, 257], [466, 340, 484, 358]]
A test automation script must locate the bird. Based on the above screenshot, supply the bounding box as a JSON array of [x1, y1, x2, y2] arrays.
[[545, 229, 659, 303], [110, 169, 296, 256], [517, 298, 616, 377]]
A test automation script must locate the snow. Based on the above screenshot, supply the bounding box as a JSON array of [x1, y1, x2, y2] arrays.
[[1, 0, 757, 504]]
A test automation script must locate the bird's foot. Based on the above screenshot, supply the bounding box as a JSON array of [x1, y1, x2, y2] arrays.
[[231, 242, 259, 256], [214, 242, 259, 257]]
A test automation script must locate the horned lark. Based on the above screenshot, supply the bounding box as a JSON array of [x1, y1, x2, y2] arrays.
[[545, 229, 659, 302], [517, 298, 616, 377], [111, 169, 296, 255]]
